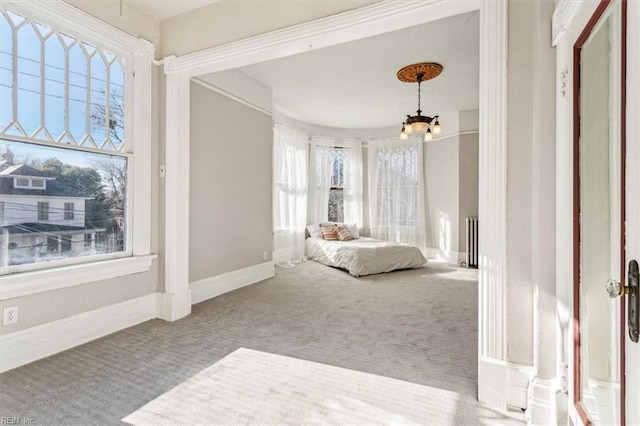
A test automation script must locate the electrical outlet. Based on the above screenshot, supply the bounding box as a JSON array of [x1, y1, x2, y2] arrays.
[[3, 306, 18, 325], [263, 251, 268, 260]]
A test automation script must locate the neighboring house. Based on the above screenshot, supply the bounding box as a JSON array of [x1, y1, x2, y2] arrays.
[[0, 151, 103, 267]]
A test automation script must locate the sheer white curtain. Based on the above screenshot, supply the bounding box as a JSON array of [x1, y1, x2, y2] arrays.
[[308, 136, 334, 224], [343, 139, 363, 228], [368, 137, 426, 253], [273, 123, 308, 267]]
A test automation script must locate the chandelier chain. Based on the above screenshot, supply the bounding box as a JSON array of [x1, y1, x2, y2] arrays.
[[416, 72, 424, 114]]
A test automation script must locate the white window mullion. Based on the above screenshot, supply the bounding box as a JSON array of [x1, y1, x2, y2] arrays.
[[85, 49, 91, 142], [39, 29, 45, 131], [104, 56, 111, 148], [63, 38, 70, 139], [11, 21, 18, 123]]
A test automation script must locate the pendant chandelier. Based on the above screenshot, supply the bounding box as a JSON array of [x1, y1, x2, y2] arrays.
[[398, 62, 442, 141]]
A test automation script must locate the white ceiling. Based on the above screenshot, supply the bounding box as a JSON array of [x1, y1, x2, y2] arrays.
[[126, 0, 220, 20], [238, 10, 479, 130], [126, 2, 479, 131]]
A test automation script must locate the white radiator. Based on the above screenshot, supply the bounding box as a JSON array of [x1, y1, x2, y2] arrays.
[[465, 217, 478, 268]]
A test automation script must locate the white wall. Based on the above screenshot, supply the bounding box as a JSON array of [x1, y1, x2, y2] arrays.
[[189, 82, 273, 283], [159, 1, 379, 57], [65, 0, 159, 49], [458, 133, 479, 251], [195, 70, 273, 115], [424, 134, 460, 260], [424, 111, 479, 263]]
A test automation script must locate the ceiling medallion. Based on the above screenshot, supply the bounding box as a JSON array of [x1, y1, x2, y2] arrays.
[[398, 62, 442, 141]]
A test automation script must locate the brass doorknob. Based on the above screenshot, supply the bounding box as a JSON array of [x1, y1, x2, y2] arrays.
[[606, 279, 637, 298]]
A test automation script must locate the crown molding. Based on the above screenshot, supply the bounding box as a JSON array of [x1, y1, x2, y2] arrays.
[[163, 0, 480, 77]]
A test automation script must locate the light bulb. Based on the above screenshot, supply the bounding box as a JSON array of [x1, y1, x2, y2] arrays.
[[400, 123, 408, 140], [405, 123, 413, 134], [424, 129, 433, 141], [433, 121, 441, 135]]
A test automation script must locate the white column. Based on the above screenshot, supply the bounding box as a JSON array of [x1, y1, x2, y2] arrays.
[[161, 59, 192, 321], [529, 0, 559, 423], [477, 0, 509, 409]]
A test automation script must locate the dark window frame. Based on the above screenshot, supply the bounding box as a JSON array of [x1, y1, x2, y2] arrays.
[[64, 202, 75, 220], [37, 202, 50, 221]]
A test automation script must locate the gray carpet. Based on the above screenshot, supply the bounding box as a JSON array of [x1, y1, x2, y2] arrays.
[[123, 348, 515, 426], [0, 260, 524, 425]]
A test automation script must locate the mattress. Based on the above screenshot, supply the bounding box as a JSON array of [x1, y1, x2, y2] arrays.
[[305, 236, 427, 277]]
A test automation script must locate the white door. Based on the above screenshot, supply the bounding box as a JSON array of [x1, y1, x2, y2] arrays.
[[624, 1, 640, 423], [575, 0, 639, 424]]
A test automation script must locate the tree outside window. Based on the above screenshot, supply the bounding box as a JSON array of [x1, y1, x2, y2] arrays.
[[328, 149, 345, 222]]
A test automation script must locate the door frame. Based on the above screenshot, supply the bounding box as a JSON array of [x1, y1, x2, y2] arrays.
[[572, 0, 627, 424], [162, 0, 510, 409]]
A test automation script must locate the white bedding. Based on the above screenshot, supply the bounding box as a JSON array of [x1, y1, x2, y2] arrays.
[[305, 237, 427, 277]]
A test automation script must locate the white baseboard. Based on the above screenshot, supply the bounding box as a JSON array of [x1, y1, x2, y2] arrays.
[[190, 261, 275, 305], [528, 377, 558, 425], [426, 247, 465, 266], [478, 356, 508, 409], [0, 293, 161, 373], [507, 363, 535, 409], [478, 356, 535, 413]]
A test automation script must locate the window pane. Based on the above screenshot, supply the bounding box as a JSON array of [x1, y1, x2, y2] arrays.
[[16, 23, 41, 137], [108, 60, 125, 150], [0, 14, 13, 130], [0, 140, 127, 267], [61, 234, 72, 252], [90, 53, 108, 143], [330, 149, 344, 187], [68, 43, 88, 144], [328, 188, 344, 223], [44, 34, 66, 140]]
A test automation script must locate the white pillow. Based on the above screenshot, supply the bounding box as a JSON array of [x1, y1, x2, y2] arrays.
[[344, 223, 360, 238], [306, 224, 323, 239]]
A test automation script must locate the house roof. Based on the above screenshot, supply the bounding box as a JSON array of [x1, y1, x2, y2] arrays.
[[1, 223, 104, 235], [0, 164, 90, 198], [0, 164, 51, 178]]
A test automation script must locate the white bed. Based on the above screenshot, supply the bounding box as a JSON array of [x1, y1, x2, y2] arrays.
[[305, 236, 427, 277]]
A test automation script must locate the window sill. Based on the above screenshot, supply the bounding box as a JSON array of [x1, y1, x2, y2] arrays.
[[0, 255, 156, 300]]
